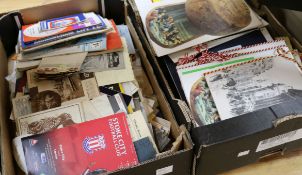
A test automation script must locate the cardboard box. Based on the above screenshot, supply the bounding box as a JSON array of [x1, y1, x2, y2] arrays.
[[126, 1, 302, 175], [0, 0, 194, 174]]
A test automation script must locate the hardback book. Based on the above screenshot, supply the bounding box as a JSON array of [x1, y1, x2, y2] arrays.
[[133, 0, 264, 56], [21, 112, 138, 175]]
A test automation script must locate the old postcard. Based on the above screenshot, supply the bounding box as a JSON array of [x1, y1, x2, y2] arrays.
[[95, 38, 135, 86], [27, 70, 87, 113], [80, 51, 125, 72], [206, 56, 302, 120], [80, 72, 100, 99], [12, 95, 32, 119], [37, 52, 87, 74], [134, 0, 264, 56], [127, 110, 159, 153], [17, 103, 84, 136]]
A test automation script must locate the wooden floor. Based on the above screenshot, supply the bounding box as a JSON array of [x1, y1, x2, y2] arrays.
[[1, 1, 302, 175]]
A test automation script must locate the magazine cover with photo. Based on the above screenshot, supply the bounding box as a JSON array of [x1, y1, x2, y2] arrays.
[[135, 0, 263, 56], [190, 77, 220, 126], [206, 56, 302, 120]]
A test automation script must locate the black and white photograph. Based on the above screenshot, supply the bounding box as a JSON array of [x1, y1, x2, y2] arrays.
[[205, 56, 302, 120], [80, 51, 125, 72]]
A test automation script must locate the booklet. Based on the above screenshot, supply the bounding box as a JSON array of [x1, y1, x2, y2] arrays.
[[21, 112, 138, 175], [22, 12, 104, 44]]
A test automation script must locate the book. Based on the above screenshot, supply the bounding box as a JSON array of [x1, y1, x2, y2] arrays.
[[21, 112, 138, 174], [22, 13, 104, 44], [133, 0, 264, 56], [205, 56, 302, 120]]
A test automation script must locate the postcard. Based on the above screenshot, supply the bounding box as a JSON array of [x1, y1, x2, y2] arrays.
[[95, 38, 135, 86], [37, 52, 87, 74], [17, 103, 84, 136], [81, 51, 125, 72], [80, 72, 100, 100], [12, 95, 32, 119], [177, 40, 289, 125], [134, 0, 263, 56], [127, 110, 159, 153], [205, 56, 302, 120], [27, 70, 87, 113]]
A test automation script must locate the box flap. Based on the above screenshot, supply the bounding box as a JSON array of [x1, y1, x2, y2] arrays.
[[19, 0, 99, 25]]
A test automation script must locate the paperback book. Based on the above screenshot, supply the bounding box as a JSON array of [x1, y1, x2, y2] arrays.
[[22, 112, 138, 175]]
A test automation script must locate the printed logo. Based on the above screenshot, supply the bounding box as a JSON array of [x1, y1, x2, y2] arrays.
[[83, 135, 106, 154], [29, 139, 38, 146]]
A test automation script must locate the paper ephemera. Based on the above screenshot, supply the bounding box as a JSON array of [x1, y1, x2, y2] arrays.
[[17, 103, 84, 136], [127, 110, 159, 153], [177, 40, 289, 125], [205, 56, 302, 120], [79, 73, 100, 99], [12, 95, 32, 118], [134, 0, 263, 56], [81, 51, 125, 72], [27, 70, 87, 113], [37, 52, 87, 74], [95, 38, 135, 86]]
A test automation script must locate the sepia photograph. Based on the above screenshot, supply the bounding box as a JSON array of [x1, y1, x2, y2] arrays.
[[28, 71, 86, 112], [17, 103, 84, 135]]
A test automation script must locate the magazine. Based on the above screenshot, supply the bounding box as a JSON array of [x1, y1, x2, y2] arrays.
[[21, 112, 138, 174]]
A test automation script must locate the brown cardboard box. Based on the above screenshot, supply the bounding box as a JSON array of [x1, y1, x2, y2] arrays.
[[0, 0, 194, 174], [126, 1, 302, 175]]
